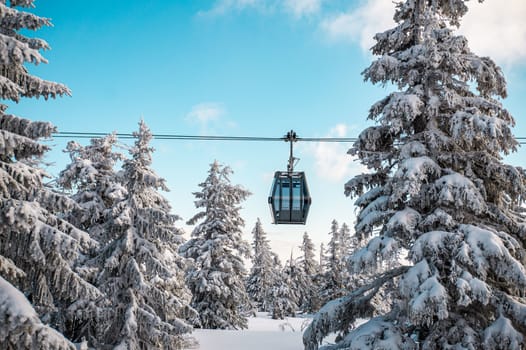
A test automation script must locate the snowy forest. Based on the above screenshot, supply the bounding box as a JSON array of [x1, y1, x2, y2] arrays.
[[1, 0, 526, 349]]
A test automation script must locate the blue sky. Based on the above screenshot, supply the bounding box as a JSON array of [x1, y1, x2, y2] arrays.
[[11, 0, 526, 260]]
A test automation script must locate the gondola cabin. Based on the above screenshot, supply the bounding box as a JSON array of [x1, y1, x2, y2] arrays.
[[268, 171, 311, 224]]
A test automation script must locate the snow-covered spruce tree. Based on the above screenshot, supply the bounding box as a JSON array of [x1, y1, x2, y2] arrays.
[[282, 253, 304, 316], [300, 232, 319, 278], [91, 121, 197, 349], [304, 1, 526, 349], [0, 1, 102, 346], [319, 242, 325, 269], [181, 160, 252, 329], [319, 220, 348, 304], [339, 222, 352, 258], [314, 242, 327, 304], [247, 218, 279, 312], [56, 134, 129, 344], [57, 133, 126, 246], [270, 253, 297, 320], [298, 231, 321, 313]]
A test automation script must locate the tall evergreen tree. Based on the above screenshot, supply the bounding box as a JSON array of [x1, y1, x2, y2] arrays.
[[297, 231, 321, 313], [181, 160, 252, 329], [246, 218, 278, 312], [0, 1, 99, 346], [57, 133, 126, 246], [56, 134, 127, 344], [338, 222, 352, 259], [270, 253, 297, 320], [90, 121, 196, 349], [319, 242, 325, 269], [305, 1, 526, 349], [299, 232, 318, 278], [320, 220, 347, 303]]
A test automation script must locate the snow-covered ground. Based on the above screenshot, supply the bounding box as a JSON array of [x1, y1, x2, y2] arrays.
[[193, 313, 326, 350]]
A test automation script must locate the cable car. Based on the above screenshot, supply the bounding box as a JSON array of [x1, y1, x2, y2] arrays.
[[268, 171, 311, 224], [268, 130, 312, 225]]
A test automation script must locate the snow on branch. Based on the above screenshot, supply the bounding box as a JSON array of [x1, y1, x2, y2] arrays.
[[352, 126, 394, 154], [0, 129, 48, 160], [455, 270, 491, 307], [0, 255, 24, 283], [303, 266, 409, 350], [354, 205, 391, 239], [0, 3, 50, 31], [385, 207, 421, 241], [0, 32, 45, 65], [345, 174, 386, 199], [432, 173, 486, 214], [371, 20, 413, 57], [466, 56, 507, 98], [482, 162, 525, 201], [369, 92, 423, 135], [12, 34, 49, 50], [0, 66, 71, 100], [0, 75, 22, 100], [0, 164, 26, 198], [400, 259, 450, 326], [456, 225, 526, 293], [0, 277, 76, 350], [420, 208, 456, 231], [399, 141, 427, 160], [391, 156, 441, 201], [19, 73, 71, 100], [325, 316, 416, 350], [483, 315, 524, 350], [354, 187, 384, 208], [349, 235, 400, 274], [497, 292, 526, 334], [8, 1, 37, 9], [364, 55, 400, 86], [0, 113, 55, 139], [450, 111, 514, 155], [358, 196, 390, 224], [410, 230, 457, 263]]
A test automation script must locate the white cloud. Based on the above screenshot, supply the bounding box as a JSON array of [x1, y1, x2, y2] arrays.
[[199, 0, 260, 16], [186, 102, 225, 125], [284, 0, 323, 18], [200, 0, 322, 18], [320, 0, 395, 52], [459, 0, 526, 67], [320, 0, 526, 67], [306, 124, 365, 182]]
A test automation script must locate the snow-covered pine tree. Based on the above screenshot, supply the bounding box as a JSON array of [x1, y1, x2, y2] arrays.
[[57, 133, 126, 246], [342, 220, 369, 294], [56, 134, 128, 344], [297, 231, 321, 313], [305, 1, 526, 349], [338, 222, 352, 259], [300, 232, 319, 278], [270, 253, 297, 320], [282, 253, 303, 316], [319, 242, 325, 269], [181, 160, 252, 329], [0, 1, 101, 346], [314, 242, 327, 306], [319, 220, 348, 304], [247, 218, 279, 312], [91, 120, 196, 349]]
